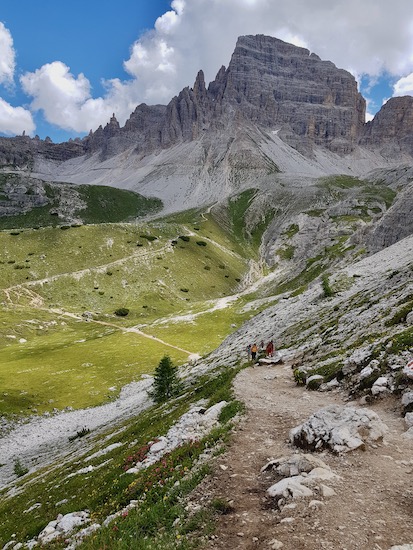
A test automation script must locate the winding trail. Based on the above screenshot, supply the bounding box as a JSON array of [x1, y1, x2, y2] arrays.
[[193, 363, 413, 550]]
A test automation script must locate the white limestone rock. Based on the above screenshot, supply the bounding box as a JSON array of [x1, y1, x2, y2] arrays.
[[261, 453, 329, 477], [290, 405, 388, 453], [320, 484, 337, 497], [402, 360, 413, 380], [404, 412, 413, 429], [267, 476, 314, 499], [38, 511, 90, 544], [402, 391, 413, 413], [306, 374, 324, 386], [358, 366, 373, 381], [402, 427, 413, 440], [371, 376, 390, 396], [342, 347, 372, 375]]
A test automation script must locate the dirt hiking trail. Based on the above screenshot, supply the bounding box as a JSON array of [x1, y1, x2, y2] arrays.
[[192, 362, 413, 550]]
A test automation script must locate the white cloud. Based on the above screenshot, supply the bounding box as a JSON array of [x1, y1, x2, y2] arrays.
[[20, 61, 113, 133], [9, 0, 413, 136], [0, 97, 35, 136], [393, 73, 413, 97], [0, 22, 15, 85], [120, 0, 413, 107]]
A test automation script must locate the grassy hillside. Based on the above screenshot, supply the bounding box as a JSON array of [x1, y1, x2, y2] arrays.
[[0, 173, 162, 228], [0, 204, 266, 418]]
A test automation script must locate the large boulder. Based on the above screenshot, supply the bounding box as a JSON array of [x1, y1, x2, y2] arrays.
[[290, 405, 388, 453], [266, 455, 340, 500]]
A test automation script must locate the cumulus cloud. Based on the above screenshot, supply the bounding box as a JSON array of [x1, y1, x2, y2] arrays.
[[20, 61, 113, 133], [0, 97, 35, 136], [120, 0, 413, 107], [0, 22, 15, 85], [9, 0, 413, 135], [393, 73, 413, 97]]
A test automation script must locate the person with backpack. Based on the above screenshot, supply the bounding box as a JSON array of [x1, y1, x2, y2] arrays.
[[251, 343, 258, 361], [266, 340, 274, 357]]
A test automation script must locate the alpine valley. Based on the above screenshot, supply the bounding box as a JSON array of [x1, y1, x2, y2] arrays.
[[1, 35, 413, 550]]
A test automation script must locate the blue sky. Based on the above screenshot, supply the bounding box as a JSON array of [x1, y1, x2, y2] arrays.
[[1, 0, 412, 143]]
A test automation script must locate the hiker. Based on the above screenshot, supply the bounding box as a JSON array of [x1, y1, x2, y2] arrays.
[[266, 340, 274, 357], [260, 340, 265, 353], [251, 343, 258, 361], [246, 344, 252, 361]]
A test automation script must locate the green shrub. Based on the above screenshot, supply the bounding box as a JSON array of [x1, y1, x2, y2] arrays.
[[139, 234, 157, 241], [321, 274, 334, 297], [307, 377, 323, 390], [180, 288, 189, 293], [196, 241, 207, 246], [204, 265, 211, 270], [179, 235, 190, 242], [293, 369, 306, 385], [68, 427, 91, 441], [114, 307, 130, 317], [210, 498, 234, 515], [13, 459, 29, 477]]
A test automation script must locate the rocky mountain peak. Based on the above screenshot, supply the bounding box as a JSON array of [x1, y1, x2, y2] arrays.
[[1, 34, 413, 171], [218, 34, 365, 154], [361, 96, 413, 155]]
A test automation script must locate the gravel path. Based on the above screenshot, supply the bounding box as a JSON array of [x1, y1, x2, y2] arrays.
[[191, 362, 413, 550]]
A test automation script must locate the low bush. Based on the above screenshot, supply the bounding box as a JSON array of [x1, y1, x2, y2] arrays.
[[321, 274, 334, 297], [13, 459, 29, 477], [114, 307, 130, 317], [68, 427, 91, 441], [293, 369, 306, 385], [210, 498, 234, 515], [139, 234, 157, 241], [179, 235, 190, 242], [196, 241, 207, 246]]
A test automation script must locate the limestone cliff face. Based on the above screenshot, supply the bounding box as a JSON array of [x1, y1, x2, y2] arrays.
[[84, 34, 368, 158], [367, 182, 413, 253], [361, 96, 413, 155], [1, 34, 413, 168], [0, 135, 84, 167], [214, 35, 366, 154]]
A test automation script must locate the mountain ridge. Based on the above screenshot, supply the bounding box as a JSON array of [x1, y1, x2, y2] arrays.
[[0, 34, 412, 210]]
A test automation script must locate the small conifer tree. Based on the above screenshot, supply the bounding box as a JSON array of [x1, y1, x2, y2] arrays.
[[149, 355, 182, 403]]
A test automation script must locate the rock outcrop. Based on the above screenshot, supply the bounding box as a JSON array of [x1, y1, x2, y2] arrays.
[[83, 35, 366, 159], [361, 96, 413, 156], [289, 405, 388, 453], [0, 135, 84, 167]]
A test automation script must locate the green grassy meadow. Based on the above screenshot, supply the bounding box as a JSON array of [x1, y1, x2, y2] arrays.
[[0, 206, 261, 418]]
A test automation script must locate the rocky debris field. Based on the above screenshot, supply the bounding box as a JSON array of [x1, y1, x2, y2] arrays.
[[189, 362, 413, 550]]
